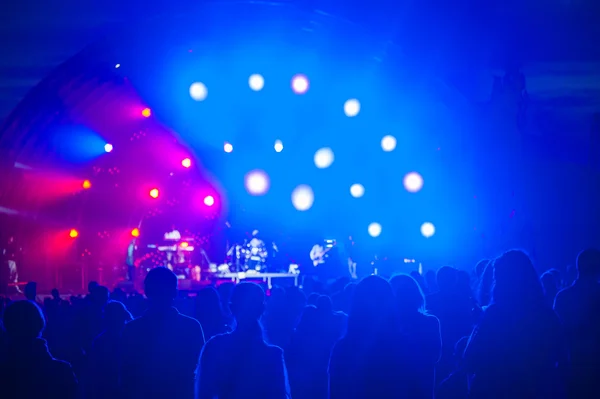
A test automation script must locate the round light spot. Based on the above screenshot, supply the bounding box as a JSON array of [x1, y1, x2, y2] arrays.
[[204, 196, 215, 207], [403, 172, 424, 193], [368, 223, 382, 237], [245, 170, 270, 196], [291, 74, 309, 94], [249, 74, 265, 91], [189, 82, 208, 101], [224, 142, 233, 153], [381, 135, 397, 152], [104, 143, 113, 153], [291, 185, 314, 211], [421, 222, 435, 238], [350, 184, 365, 198], [314, 147, 334, 169], [344, 99, 361, 117], [274, 140, 283, 153]]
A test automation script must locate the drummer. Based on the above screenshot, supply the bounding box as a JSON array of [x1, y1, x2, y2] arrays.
[[246, 230, 267, 271]]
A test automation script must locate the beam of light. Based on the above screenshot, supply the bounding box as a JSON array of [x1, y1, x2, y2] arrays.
[[142, 108, 152, 118], [314, 147, 334, 169], [190, 82, 208, 101], [403, 172, 424, 193], [249, 74, 265, 91], [224, 142, 233, 153], [181, 158, 192, 168], [291, 74, 309, 94], [245, 170, 270, 196], [274, 140, 283, 153], [381, 135, 397, 152], [104, 143, 113, 153], [344, 99, 361, 117], [131, 228, 140, 237], [69, 229, 79, 238], [53, 126, 108, 162], [368, 222, 382, 237], [350, 184, 365, 198], [291, 185, 314, 211], [149, 188, 159, 199], [204, 195, 215, 206], [421, 222, 435, 238]]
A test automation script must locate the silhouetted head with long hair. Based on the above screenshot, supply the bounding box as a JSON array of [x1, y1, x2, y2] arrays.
[[491, 249, 545, 309], [144, 267, 178, 308], [576, 248, 600, 282], [390, 274, 425, 316], [347, 275, 395, 340], [230, 282, 265, 326]]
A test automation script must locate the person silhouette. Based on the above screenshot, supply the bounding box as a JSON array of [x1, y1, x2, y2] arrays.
[[464, 249, 566, 399], [119, 267, 205, 399], [198, 282, 290, 399], [0, 300, 78, 399], [554, 248, 600, 399]]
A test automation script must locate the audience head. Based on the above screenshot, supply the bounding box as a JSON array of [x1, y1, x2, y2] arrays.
[[24, 282, 37, 301], [51, 288, 60, 300], [307, 292, 320, 306], [144, 267, 178, 306], [230, 282, 265, 324], [492, 249, 545, 308], [88, 281, 99, 294], [347, 275, 394, 338], [103, 300, 133, 329], [3, 300, 46, 342], [316, 295, 333, 314], [91, 285, 110, 306], [576, 248, 600, 281], [436, 266, 458, 293], [195, 286, 223, 320], [475, 259, 490, 279], [390, 274, 425, 315]]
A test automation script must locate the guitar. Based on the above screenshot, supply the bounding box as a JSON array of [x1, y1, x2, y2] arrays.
[[310, 245, 334, 266]]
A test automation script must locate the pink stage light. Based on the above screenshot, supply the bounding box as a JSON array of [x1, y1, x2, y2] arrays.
[[204, 195, 215, 206], [181, 158, 191, 168], [149, 188, 159, 199]]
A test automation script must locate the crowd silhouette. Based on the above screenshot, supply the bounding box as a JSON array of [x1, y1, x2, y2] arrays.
[[1, 247, 599, 399]]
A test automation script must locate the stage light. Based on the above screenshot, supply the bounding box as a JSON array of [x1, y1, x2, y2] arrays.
[[131, 228, 140, 237], [204, 195, 215, 206], [190, 82, 208, 101], [291, 185, 314, 211], [350, 184, 365, 198], [249, 74, 264, 91], [104, 143, 113, 153], [403, 172, 424, 193], [69, 229, 79, 238], [142, 108, 152, 118], [149, 188, 159, 199], [82, 180, 91, 190], [245, 170, 270, 196], [274, 140, 283, 153], [115, 63, 121, 69], [224, 142, 233, 153], [381, 135, 397, 152], [368, 223, 382, 238], [182, 158, 192, 168], [344, 99, 361, 117], [314, 147, 334, 169], [421, 222, 435, 238], [291, 74, 309, 94]]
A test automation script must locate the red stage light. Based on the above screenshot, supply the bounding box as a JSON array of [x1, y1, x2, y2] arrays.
[[149, 188, 159, 199], [131, 228, 140, 237], [69, 229, 79, 238], [82, 180, 91, 189], [142, 108, 152, 118], [204, 195, 215, 206], [181, 158, 191, 168]]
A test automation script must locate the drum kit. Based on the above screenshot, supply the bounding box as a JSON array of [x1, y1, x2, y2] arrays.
[[228, 239, 269, 272]]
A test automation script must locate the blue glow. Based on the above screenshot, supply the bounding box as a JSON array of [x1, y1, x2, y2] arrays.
[[52, 126, 109, 163]]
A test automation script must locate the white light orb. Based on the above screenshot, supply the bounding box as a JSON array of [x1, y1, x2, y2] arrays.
[[291, 74, 309, 94], [368, 222, 382, 238], [291, 185, 314, 211], [224, 142, 233, 153], [249, 74, 265, 91], [350, 184, 365, 198], [115, 64, 121, 69], [344, 99, 361, 117], [403, 172, 424, 193], [314, 147, 334, 169], [189, 82, 208, 101], [421, 222, 435, 238], [104, 143, 113, 153], [245, 170, 270, 196], [381, 135, 397, 152], [274, 139, 283, 153]]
